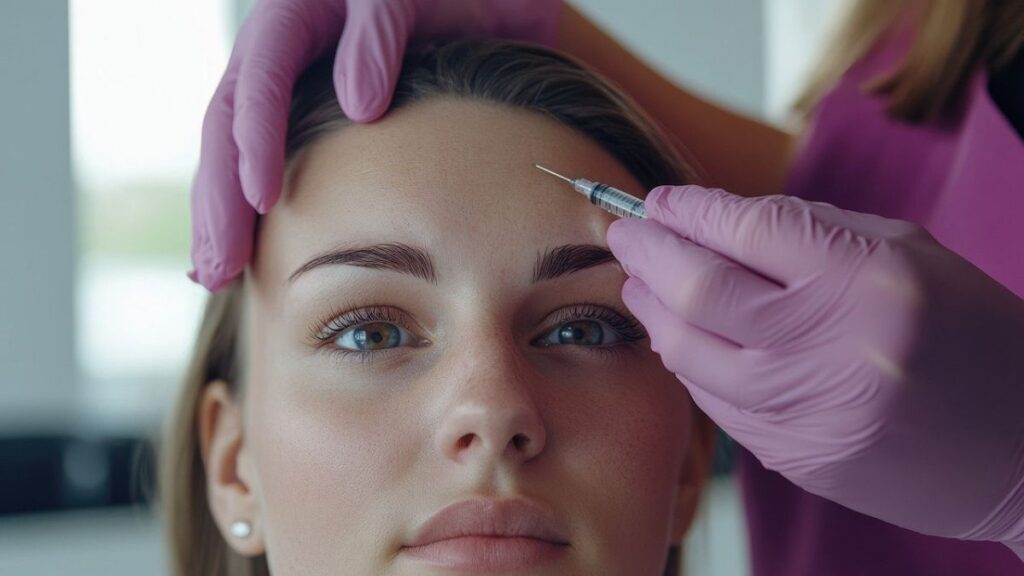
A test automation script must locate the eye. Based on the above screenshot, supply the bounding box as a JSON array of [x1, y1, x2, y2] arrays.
[[310, 305, 424, 362], [533, 303, 647, 349], [538, 319, 619, 346], [335, 321, 410, 351]]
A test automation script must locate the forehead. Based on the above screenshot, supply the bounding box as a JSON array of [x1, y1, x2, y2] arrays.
[[257, 98, 645, 285]]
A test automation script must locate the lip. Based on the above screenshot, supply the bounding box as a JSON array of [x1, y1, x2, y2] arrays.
[[402, 497, 570, 571]]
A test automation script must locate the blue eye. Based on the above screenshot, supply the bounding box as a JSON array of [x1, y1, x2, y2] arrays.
[[335, 321, 409, 351], [533, 303, 647, 349], [311, 305, 423, 363], [538, 319, 622, 347]]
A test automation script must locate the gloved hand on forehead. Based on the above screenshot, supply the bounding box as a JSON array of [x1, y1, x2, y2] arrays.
[[188, 0, 562, 291], [607, 185, 1024, 558]]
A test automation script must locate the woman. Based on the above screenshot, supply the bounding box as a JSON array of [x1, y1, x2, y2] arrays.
[[186, 1, 1024, 574], [166, 40, 716, 575]]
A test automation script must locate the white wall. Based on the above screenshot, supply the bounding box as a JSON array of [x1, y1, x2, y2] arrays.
[[576, 0, 843, 123], [764, 0, 844, 122], [575, 0, 767, 118], [0, 0, 77, 433]]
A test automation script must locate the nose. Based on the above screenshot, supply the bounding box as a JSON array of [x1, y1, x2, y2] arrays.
[[434, 342, 548, 466]]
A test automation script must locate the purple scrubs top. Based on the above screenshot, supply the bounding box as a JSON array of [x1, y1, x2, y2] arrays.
[[737, 19, 1024, 576]]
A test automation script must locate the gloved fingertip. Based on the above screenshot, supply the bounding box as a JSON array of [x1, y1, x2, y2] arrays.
[[608, 214, 648, 238], [208, 276, 231, 293], [253, 196, 272, 215], [186, 266, 218, 292], [621, 275, 649, 297], [646, 184, 705, 217], [343, 96, 389, 123], [192, 268, 234, 293], [646, 185, 673, 204], [237, 154, 260, 210], [605, 218, 629, 249], [645, 186, 676, 222], [244, 190, 270, 215], [337, 67, 393, 123], [620, 276, 657, 313], [605, 218, 642, 264], [238, 158, 281, 215]]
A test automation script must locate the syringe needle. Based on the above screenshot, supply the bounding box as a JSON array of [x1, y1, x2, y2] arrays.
[[534, 163, 647, 219], [535, 164, 574, 184]]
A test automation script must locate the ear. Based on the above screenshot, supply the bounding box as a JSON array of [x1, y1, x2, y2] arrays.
[[198, 379, 265, 556], [670, 409, 715, 543]]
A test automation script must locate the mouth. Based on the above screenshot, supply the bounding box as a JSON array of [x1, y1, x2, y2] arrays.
[[402, 497, 570, 572], [402, 536, 569, 572]]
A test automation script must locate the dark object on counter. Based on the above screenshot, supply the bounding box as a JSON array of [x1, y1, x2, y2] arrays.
[[0, 434, 156, 516]]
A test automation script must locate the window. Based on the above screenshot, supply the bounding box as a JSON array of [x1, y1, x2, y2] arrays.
[[72, 0, 233, 429]]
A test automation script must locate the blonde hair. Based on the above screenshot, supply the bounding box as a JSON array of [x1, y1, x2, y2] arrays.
[[795, 0, 1024, 122], [163, 39, 713, 576]]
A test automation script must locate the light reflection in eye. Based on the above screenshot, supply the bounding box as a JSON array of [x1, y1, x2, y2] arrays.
[[336, 321, 406, 351], [537, 319, 622, 347]]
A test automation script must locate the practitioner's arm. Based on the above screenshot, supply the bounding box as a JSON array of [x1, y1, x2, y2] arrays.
[[558, 3, 795, 198]]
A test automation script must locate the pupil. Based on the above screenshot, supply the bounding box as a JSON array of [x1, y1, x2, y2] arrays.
[[353, 323, 399, 349], [559, 321, 602, 345]]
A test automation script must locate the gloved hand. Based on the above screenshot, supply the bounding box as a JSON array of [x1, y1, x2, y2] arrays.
[[606, 185, 1024, 557], [188, 0, 562, 291]]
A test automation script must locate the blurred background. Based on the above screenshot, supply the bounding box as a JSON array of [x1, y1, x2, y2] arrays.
[[0, 0, 842, 573]]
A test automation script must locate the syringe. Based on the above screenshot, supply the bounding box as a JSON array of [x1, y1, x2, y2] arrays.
[[535, 164, 647, 219]]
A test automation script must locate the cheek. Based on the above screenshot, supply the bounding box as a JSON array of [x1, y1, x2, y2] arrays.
[[555, 361, 693, 567], [556, 353, 692, 476], [247, 365, 422, 568], [588, 370, 691, 494]]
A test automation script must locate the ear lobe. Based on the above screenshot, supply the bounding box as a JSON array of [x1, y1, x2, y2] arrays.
[[198, 379, 265, 555]]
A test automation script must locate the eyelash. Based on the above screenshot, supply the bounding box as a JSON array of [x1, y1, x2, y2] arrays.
[[309, 303, 648, 364], [310, 304, 412, 364], [546, 303, 648, 344]]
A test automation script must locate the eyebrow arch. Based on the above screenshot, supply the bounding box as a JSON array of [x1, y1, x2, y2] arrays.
[[532, 244, 617, 283], [287, 242, 617, 285], [288, 242, 437, 285]]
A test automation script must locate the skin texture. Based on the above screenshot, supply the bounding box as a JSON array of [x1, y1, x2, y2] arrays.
[[199, 98, 698, 575]]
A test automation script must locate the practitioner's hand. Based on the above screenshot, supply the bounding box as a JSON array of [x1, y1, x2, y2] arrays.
[[189, 0, 562, 291], [606, 185, 1024, 556]]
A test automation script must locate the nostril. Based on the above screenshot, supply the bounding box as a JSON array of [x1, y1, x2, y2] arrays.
[[456, 434, 475, 451], [512, 434, 530, 451]]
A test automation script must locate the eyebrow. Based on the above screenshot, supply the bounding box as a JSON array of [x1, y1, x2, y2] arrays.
[[287, 242, 617, 285], [288, 242, 437, 284], [533, 244, 617, 283]]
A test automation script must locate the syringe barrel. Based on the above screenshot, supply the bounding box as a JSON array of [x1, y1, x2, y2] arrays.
[[573, 179, 647, 219]]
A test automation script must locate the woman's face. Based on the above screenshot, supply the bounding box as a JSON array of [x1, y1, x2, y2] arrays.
[[211, 98, 696, 575]]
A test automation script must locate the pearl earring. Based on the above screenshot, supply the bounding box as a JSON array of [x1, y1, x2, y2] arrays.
[[230, 520, 252, 539]]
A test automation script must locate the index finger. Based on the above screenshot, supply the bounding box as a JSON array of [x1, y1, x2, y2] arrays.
[[644, 185, 830, 284], [233, 1, 348, 213], [190, 64, 257, 292]]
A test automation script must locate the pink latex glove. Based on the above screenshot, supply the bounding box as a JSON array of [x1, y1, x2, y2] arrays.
[[606, 185, 1024, 559], [188, 0, 562, 291]]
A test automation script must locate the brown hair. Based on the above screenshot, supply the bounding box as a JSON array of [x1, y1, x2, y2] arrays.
[[163, 39, 711, 576], [795, 0, 1024, 122]]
